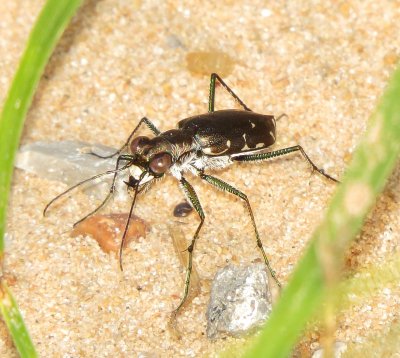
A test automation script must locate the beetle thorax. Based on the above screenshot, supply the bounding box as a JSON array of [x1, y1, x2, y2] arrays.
[[159, 129, 196, 158]]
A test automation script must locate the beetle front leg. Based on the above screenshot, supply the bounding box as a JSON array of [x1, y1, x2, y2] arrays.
[[208, 73, 252, 112], [173, 176, 205, 316], [91, 116, 161, 159], [199, 172, 281, 288]]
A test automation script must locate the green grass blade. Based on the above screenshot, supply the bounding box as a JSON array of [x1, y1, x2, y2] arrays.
[[0, 0, 83, 253], [0, 0, 83, 356], [0, 282, 37, 358], [244, 64, 400, 358]]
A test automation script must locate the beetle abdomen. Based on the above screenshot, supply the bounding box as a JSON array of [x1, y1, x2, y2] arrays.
[[178, 109, 276, 156]]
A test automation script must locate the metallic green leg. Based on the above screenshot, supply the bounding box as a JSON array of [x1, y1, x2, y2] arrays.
[[208, 73, 252, 112], [200, 172, 282, 288], [173, 176, 205, 314], [233, 145, 339, 183]]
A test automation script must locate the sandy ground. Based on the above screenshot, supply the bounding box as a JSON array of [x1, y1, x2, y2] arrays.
[[0, 1, 400, 357]]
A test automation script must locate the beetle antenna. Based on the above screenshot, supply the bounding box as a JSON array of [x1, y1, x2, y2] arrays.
[[43, 162, 133, 217], [119, 171, 147, 271]]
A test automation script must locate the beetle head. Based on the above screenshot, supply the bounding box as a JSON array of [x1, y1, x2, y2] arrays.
[[128, 136, 174, 186]]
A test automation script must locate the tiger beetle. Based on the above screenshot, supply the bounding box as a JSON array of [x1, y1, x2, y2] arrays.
[[44, 73, 339, 316]]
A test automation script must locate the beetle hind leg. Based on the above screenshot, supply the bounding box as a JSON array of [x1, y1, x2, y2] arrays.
[[233, 145, 340, 183]]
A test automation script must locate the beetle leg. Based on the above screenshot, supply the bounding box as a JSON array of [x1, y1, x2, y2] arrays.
[[233, 145, 340, 183], [208, 73, 252, 112], [173, 176, 205, 316], [199, 172, 281, 287], [90, 116, 160, 159]]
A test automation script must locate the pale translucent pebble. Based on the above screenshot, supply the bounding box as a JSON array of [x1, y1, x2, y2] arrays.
[[15, 140, 129, 201], [206, 264, 272, 339]]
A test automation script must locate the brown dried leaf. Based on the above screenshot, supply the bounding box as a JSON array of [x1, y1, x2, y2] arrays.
[[71, 213, 147, 253]]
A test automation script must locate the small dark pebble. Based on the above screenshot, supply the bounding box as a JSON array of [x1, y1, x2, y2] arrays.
[[173, 201, 193, 217]]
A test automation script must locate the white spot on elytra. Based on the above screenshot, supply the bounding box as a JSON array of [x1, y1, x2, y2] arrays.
[[269, 131, 275, 140], [227, 140, 231, 147], [251, 122, 256, 128]]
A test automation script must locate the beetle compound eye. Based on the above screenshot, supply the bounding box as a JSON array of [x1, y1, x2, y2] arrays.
[[149, 152, 172, 174], [130, 136, 151, 154]]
